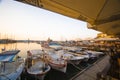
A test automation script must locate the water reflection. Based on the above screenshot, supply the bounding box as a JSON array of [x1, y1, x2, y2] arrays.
[[0, 43, 41, 58]]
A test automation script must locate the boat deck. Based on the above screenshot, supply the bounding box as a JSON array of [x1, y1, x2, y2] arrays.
[[0, 61, 22, 75]]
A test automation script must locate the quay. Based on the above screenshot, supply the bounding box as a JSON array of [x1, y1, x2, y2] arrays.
[[71, 55, 110, 80]]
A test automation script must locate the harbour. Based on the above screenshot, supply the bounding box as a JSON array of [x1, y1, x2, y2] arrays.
[[0, 0, 120, 80], [0, 40, 119, 80]]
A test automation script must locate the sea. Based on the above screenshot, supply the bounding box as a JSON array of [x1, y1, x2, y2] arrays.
[[0, 42, 41, 58]]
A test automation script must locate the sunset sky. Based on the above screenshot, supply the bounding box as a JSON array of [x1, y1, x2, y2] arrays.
[[0, 0, 100, 41]]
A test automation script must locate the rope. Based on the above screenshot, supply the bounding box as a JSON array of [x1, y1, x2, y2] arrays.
[[69, 61, 82, 71]]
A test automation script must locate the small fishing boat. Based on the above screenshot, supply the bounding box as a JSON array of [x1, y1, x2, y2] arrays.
[[48, 56, 67, 73], [49, 42, 62, 50], [57, 50, 88, 65], [27, 61, 50, 80], [84, 50, 105, 58], [27, 49, 44, 59], [0, 50, 24, 80], [28, 49, 67, 73], [26, 50, 51, 80], [63, 46, 82, 53], [41, 42, 67, 72], [47, 51, 67, 73]]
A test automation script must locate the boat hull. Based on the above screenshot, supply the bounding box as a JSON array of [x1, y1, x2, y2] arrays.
[[27, 61, 50, 80], [48, 60, 67, 73], [0, 62, 24, 80]]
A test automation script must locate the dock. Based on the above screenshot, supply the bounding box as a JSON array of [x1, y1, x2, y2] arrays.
[[71, 55, 110, 80]]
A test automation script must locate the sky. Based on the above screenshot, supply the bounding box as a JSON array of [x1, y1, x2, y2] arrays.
[[0, 0, 100, 41]]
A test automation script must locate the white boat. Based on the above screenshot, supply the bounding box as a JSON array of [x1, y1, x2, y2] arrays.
[[27, 49, 67, 73], [85, 50, 105, 58], [57, 50, 85, 65], [47, 51, 67, 73], [27, 49, 45, 59], [63, 46, 82, 53], [26, 50, 51, 80], [49, 42, 62, 50], [27, 61, 50, 80], [70, 55, 85, 64], [48, 54, 67, 73], [0, 50, 24, 80]]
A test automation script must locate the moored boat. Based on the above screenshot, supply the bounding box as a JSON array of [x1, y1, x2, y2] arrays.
[[49, 42, 62, 50], [47, 51, 67, 73], [84, 50, 105, 59], [57, 50, 88, 65], [27, 61, 50, 80], [26, 50, 51, 80], [47, 56, 67, 73], [0, 50, 24, 80]]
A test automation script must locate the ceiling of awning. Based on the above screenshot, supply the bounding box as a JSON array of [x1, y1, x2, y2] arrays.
[[15, 0, 120, 37]]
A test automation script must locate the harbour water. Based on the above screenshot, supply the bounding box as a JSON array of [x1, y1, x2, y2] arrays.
[[0, 42, 42, 58]]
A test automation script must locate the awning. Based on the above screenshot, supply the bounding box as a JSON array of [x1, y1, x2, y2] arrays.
[[15, 0, 120, 36], [0, 50, 20, 62], [0, 54, 16, 62]]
